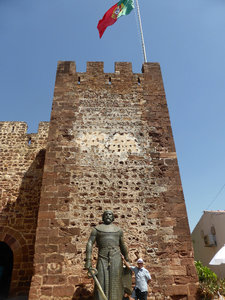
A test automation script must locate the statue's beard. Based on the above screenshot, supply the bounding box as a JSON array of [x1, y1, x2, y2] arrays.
[[104, 218, 112, 224]]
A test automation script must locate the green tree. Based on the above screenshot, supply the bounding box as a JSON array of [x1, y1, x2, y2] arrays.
[[195, 261, 225, 299]]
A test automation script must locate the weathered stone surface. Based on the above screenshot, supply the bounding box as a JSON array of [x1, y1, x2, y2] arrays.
[[28, 61, 198, 299], [0, 121, 49, 297], [165, 285, 188, 296]]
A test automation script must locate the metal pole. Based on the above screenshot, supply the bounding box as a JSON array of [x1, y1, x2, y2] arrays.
[[135, 0, 147, 63]]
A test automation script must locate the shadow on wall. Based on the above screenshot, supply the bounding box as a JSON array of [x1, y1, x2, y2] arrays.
[[72, 284, 94, 300], [0, 150, 46, 298]]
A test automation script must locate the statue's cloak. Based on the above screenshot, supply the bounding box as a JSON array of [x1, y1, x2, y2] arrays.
[[93, 225, 131, 300]]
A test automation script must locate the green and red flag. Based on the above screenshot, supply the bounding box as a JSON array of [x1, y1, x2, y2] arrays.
[[97, 0, 134, 38]]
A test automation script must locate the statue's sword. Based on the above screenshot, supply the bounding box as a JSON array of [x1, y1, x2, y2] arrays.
[[87, 267, 108, 300]]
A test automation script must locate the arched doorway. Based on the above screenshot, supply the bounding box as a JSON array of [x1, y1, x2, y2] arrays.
[[0, 242, 13, 299]]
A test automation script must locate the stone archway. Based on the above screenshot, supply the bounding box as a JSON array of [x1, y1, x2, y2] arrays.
[[0, 228, 29, 297], [0, 242, 13, 299]]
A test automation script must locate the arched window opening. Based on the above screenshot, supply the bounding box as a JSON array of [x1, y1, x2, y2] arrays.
[[0, 242, 13, 299]]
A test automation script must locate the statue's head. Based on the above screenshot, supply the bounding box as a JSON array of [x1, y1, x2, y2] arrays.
[[102, 210, 114, 225]]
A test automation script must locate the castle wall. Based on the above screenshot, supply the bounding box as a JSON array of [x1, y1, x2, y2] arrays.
[[29, 61, 198, 300], [0, 121, 49, 296]]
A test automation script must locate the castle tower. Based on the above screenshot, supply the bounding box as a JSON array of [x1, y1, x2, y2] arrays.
[[29, 61, 198, 299]]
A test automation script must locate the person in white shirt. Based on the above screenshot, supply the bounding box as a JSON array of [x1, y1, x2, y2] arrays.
[[122, 256, 151, 300]]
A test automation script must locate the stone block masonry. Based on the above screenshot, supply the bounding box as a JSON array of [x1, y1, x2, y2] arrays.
[[28, 61, 198, 299], [0, 121, 49, 296]]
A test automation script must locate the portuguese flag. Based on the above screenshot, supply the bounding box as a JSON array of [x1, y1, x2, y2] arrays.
[[97, 0, 134, 38]]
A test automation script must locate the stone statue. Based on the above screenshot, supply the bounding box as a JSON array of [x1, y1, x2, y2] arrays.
[[85, 210, 130, 300]]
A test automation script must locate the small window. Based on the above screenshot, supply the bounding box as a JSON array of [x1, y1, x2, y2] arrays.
[[211, 226, 216, 235], [78, 77, 81, 84]]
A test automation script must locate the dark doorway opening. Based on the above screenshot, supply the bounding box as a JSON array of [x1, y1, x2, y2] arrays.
[[0, 242, 13, 299]]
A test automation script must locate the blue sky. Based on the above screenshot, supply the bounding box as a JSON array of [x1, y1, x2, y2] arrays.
[[0, 0, 225, 231]]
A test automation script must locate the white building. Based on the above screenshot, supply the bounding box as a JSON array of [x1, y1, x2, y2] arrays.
[[192, 210, 225, 278]]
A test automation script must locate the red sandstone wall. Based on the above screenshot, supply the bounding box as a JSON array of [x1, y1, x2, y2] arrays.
[[29, 62, 198, 300], [0, 121, 49, 296]]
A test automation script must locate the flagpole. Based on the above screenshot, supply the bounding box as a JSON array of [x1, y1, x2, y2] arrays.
[[135, 0, 147, 63]]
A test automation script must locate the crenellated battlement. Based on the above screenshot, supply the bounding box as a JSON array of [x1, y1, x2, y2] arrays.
[[56, 60, 161, 75], [0, 121, 28, 134], [0, 121, 49, 135], [0, 121, 49, 150], [55, 61, 165, 95]]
